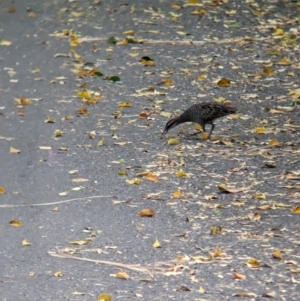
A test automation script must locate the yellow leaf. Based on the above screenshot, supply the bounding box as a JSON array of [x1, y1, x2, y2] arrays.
[[9, 219, 22, 227], [197, 74, 207, 81], [118, 102, 132, 107], [0, 186, 6, 194], [15, 98, 32, 105], [139, 208, 156, 217], [272, 249, 283, 260], [97, 137, 105, 147], [70, 36, 80, 46], [269, 139, 280, 146], [255, 127, 265, 134], [139, 56, 155, 66], [77, 90, 91, 98], [293, 206, 300, 214], [217, 78, 231, 87], [54, 129, 63, 137], [176, 170, 186, 177], [198, 286, 206, 294], [273, 28, 285, 35], [172, 191, 182, 199], [210, 225, 223, 235], [234, 292, 257, 298], [97, 293, 112, 301], [117, 169, 128, 176], [167, 138, 180, 145], [0, 39, 12, 46], [123, 30, 134, 35], [71, 12, 86, 18], [22, 240, 32, 246], [129, 52, 139, 57], [126, 178, 141, 185], [76, 108, 89, 115], [161, 78, 174, 86], [263, 67, 274, 75], [278, 57, 290, 65], [204, 194, 217, 201], [116, 271, 129, 279], [54, 271, 64, 277], [247, 258, 260, 267], [160, 111, 172, 118], [153, 238, 161, 248], [69, 240, 91, 245], [45, 117, 55, 123], [255, 193, 266, 199]]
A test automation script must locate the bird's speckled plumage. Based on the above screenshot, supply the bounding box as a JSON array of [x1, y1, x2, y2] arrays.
[[163, 102, 237, 139]]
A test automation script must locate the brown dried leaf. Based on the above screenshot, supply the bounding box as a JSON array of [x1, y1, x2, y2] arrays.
[[233, 272, 246, 280]]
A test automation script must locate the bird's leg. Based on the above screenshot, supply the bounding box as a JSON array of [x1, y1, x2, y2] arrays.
[[187, 124, 205, 137], [207, 123, 215, 139]]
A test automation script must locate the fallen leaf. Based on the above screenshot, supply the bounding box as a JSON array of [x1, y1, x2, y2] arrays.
[[139, 208, 156, 217], [210, 225, 224, 235], [218, 183, 252, 193], [69, 240, 91, 245], [177, 170, 187, 177], [22, 240, 32, 246], [262, 291, 276, 298], [269, 139, 280, 146], [118, 101, 132, 107], [97, 293, 112, 301], [139, 112, 148, 119], [76, 108, 89, 115], [233, 292, 257, 298], [255, 127, 265, 134], [116, 271, 129, 279], [9, 219, 22, 227], [71, 178, 89, 182], [168, 138, 180, 145], [53, 271, 64, 277], [139, 56, 155, 66], [153, 238, 161, 248], [97, 137, 105, 147], [172, 191, 183, 199], [272, 249, 283, 260], [217, 78, 231, 87], [126, 178, 141, 185], [233, 272, 246, 280], [0, 186, 6, 194], [145, 173, 159, 182], [160, 111, 172, 118], [117, 169, 128, 176], [293, 206, 300, 214], [10, 146, 21, 154]]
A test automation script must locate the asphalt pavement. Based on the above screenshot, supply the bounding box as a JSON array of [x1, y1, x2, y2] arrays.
[[1, 0, 300, 300]]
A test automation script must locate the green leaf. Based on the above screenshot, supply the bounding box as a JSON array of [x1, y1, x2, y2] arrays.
[[93, 71, 103, 77], [107, 36, 118, 44], [109, 76, 121, 82]]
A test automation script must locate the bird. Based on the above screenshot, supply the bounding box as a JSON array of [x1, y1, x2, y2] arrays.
[[162, 102, 237, 139]]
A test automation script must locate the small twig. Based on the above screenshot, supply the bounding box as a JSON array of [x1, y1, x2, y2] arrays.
[[0, 195, 114, 208], [80, 37, 271, 45], [48, 251, 162, 276]]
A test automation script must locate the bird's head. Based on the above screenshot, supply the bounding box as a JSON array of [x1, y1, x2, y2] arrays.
[[162, 117, 180, 135]]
